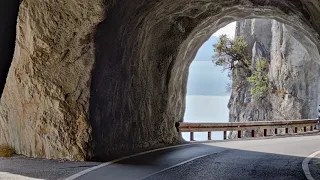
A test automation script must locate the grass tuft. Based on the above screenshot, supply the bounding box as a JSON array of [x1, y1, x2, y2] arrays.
[[0, 144, 14, 157]]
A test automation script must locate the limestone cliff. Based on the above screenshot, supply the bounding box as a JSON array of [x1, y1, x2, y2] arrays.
[[229, 19, 320, 137], [0, 0, 105, 160]]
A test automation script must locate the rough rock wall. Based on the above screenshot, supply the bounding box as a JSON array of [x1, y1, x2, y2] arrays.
[[0, 0, 320, 160], [0, 0, 105, 160], [229, 19, 320, 137]]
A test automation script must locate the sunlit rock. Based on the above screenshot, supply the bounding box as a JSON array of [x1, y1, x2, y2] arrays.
[[229, 19, 320, 137]]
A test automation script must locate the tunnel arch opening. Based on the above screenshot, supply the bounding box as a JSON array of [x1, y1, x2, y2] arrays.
[[182, 17, 320, 141], [89, 0, 320, 160]]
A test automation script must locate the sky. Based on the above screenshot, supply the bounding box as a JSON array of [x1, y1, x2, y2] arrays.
[[186, 22, 236, 96], [214, 22, 236, 39]]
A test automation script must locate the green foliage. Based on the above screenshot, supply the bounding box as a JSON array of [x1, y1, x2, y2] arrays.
[[214, 35, 271, 98], [0, 144, 14, 157], [213, 35, 252, 76], [248, 58, 269, 98]]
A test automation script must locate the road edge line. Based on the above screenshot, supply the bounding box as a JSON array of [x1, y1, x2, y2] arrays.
[[64, 143, 193, 180], [302, 150, 320, 180]]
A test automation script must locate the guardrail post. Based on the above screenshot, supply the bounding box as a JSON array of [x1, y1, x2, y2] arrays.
[[251, 130, 255, 137], [190, 132, 194, 141], [275, 128, 278, 135], [208, 132, 211, 140], [304, 126, 307, 132], [237, 130, 242, 138], [294, 127, 298, 133], [223, 131, 227, 140], [264, 129, 267, 136], [285, 128, 289, 134]]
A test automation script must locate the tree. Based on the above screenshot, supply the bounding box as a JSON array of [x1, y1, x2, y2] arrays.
[[213, 35, 270, 98], [213, 35, 252, 76], [247, 58, 269, 98]]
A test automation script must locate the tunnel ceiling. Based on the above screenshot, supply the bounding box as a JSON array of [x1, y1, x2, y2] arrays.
[[0, 0, 319, 161]]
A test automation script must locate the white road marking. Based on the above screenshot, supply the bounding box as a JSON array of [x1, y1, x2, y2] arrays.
[[64, 143, 193, 180], [141, 152, 216, 179], [66, 135, 320, 180], [302, 150, 320, 180], [0, 172, 44, 180]]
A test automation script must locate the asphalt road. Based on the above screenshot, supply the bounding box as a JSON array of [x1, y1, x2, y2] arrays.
[[2, 135, 319, 179], [74, 135, 320, 180]]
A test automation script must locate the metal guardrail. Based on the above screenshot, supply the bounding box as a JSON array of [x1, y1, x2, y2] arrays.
[[179, 119, 320, 141]]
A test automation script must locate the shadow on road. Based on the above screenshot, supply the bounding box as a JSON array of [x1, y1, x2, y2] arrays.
[[77, 138, 320, 180], [1, 137, 320, 180]]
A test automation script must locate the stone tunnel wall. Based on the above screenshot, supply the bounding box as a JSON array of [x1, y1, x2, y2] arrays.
[[0, 0, 320, 161], [89, 0, 320, 160]]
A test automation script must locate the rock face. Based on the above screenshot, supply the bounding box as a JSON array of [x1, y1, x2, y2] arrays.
[[0, 0, 320, 160], [0, 0, 105, 160], [229, 19, 320, 137]]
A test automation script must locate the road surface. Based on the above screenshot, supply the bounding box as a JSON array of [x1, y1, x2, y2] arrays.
[[72, 135, 320, 180], [1, 135, 320, 179]]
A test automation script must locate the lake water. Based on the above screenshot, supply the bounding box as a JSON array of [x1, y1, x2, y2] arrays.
[[182, 95, 230, 141]]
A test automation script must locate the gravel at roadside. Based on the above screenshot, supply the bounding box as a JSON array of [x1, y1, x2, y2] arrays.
[[0, 155, 100, 180]]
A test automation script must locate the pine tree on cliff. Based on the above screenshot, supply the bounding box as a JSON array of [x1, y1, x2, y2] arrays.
[[213, 34, 270, 98]]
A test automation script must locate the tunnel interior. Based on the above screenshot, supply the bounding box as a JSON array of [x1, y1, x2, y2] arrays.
[[0, 0, 319, 161], [88, 1, 320, 160]]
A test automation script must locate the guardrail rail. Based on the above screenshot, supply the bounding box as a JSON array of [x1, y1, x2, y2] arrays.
[[179, 119, 320, 141]]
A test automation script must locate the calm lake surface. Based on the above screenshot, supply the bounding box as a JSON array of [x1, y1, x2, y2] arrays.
[[182, 95, 230, 141]]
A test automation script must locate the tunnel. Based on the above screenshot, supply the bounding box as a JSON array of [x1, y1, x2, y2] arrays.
[[0, 0, 320, 161]]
